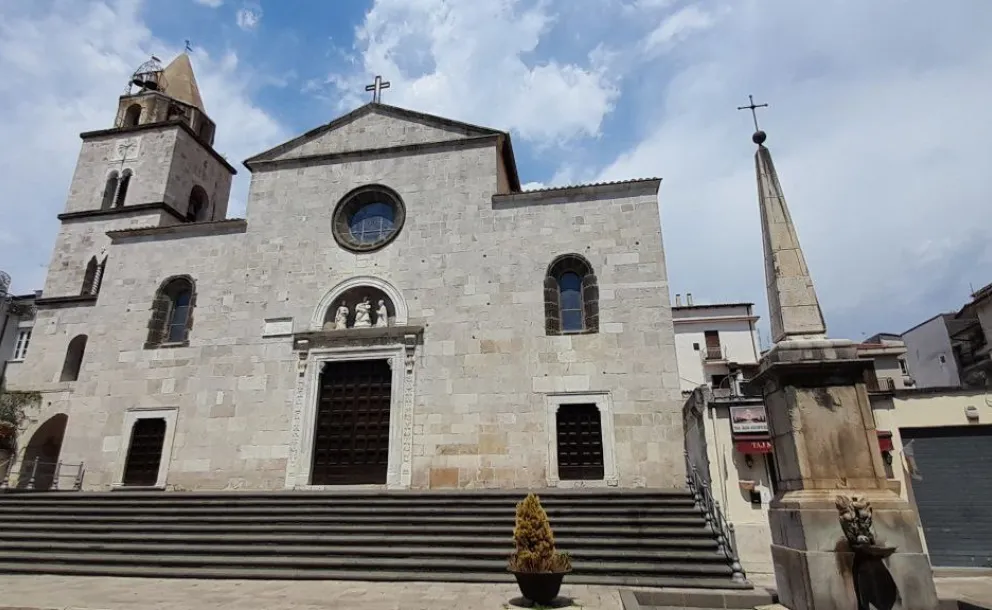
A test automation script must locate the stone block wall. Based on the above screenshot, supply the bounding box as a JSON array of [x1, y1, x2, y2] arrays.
[[13, 110, 684, 490]]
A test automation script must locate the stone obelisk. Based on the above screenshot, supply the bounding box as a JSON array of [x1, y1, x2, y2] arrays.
[[746, 124, 939, 609]]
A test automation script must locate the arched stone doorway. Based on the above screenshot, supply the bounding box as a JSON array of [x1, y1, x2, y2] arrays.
[[16, 414, 68, 490]]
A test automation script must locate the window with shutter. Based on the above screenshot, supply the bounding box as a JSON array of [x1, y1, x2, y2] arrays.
[[101, 172, 119, 210], [81, 257, 99, 295], [545, 254, 598, 335], [115, 170, 132, 208], [146, 276, 196, 348], [581, 273, 599, 333], [543, 276, 561, 335]]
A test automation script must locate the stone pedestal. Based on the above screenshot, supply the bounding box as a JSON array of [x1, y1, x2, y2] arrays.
[[752, 339, 939, 610]]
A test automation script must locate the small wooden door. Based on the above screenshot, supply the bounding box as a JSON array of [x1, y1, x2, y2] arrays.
[[311, 359, 392, 485], [122, 418, 167, 486], [556, 404, 605, 481]]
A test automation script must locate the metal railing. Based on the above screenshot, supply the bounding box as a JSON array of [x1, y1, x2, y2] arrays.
[[0, 457, 84, 491], [703, 346, 726, 361], [684, 451, 746, 583]]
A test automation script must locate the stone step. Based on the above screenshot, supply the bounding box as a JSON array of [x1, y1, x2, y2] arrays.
[[0, 488, 694, 500], [0, 495, 697, 509], [0, 540, 731, 564], [0, 489, 744, 589], [0, 513, 707, 526], [0, 561, 752, 589], [0, 504, 702, 516], [0, 530, 721, 550], [0, 550, 734, 577], [0, 520, 714, 538]]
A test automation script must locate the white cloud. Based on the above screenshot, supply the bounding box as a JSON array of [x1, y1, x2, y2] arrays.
[[0, 0, 285, 293], [595, 0, 992, 338], [642, 5, 715, 54], [194, 0, 223, 7], [236, 6, 261, 31], [323, 0, 619, 145]]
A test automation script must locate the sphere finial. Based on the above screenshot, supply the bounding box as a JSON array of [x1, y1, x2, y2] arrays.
[[752, 130, 767, 145]]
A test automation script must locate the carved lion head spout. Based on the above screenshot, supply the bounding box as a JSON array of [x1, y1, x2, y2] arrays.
[[836, 495, 876, 549]]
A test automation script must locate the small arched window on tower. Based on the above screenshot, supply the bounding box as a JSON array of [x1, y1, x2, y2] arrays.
[[544, 254, 599, 335], [145, 276, 196, 348], [81, 256, 108, 296], [123, 103, 142, 127], [114, 169, 132, 208], [82, 257, 98, 295], [186, 186, 209, 222], [101, 171, 119, 210], [60, 335, 88, 382]]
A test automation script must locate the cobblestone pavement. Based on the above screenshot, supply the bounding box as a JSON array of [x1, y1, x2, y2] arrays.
[[0, 576, 622, 610]]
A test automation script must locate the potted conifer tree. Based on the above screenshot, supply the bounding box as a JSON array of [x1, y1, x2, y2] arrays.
[[508, 493, 572, 604]]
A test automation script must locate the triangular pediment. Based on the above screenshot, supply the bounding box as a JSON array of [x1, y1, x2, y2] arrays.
[[246, 103, 503, 164]]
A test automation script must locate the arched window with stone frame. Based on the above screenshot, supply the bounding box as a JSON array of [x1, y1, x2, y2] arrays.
[[81, 256, 108, 296], [81, 257, 99, 295], [114, 169, 132, 208], [123, 103, 142, 127], [186, 185, 209, 222], [101, 171, 119, 210], [60, 335, 88, 382], [544, 254, 599, 335], [145, 276, 196, 348]]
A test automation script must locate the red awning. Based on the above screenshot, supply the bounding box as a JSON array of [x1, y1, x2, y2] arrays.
[[877, 431, 894, 453]]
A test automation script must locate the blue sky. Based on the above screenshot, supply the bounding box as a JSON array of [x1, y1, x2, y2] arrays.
[[1, 0, 991, 344]]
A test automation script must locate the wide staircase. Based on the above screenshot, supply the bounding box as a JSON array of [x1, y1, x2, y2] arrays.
[[0, 488, 749, 588]]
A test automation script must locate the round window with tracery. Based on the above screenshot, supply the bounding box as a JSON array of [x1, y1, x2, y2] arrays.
[[332, 185, 406, 252]]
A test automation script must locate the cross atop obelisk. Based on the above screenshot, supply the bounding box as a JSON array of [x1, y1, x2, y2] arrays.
[[365, 75, 390, 104], [737, 94, 768, 133]]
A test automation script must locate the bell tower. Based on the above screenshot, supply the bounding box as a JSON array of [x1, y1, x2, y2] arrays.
[[40, 52, 236, 299]]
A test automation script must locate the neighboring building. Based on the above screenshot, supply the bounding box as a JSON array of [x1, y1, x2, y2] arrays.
[[0, 272, 37, 385], [684, 326, 992, 574], [901, 314, 962, 388], [672, 300, 761, 393], [857, 333, 914, 391], [5, 54, 684, 492], [900, 283, 992, 390]]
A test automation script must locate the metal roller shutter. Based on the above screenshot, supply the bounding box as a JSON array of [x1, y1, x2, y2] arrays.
[[901, 425, 992, 568]]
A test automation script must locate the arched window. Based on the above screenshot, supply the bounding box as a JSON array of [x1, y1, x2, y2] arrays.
[[101, 172, 119, 209], [60, 335, 88, 382], [82, 257, 98, 295], [145, 276, 196, 348], [82, 256, 108, 296], [186, 186, 209, 222], [544, 254, 599, 335], [114, 170, 132, 208], [123, 104, 142, 127]]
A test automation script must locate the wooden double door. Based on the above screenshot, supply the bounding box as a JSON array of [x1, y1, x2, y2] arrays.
[[311, 359, 392, 485]]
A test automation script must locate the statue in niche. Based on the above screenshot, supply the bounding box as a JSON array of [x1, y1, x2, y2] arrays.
[[375, 299, 389, 328], [354, 296, 372, 328], [334, 301, 349, 330]]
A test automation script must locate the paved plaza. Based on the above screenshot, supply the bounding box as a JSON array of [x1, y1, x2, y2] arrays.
[[0, 574, 989, 610], [0, 576, 622, 610]]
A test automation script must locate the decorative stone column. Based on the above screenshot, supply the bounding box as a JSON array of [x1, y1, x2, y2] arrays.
[[746, 123, 938, 610]]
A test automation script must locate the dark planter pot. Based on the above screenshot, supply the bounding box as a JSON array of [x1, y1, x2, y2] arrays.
[[510, 570, 567, 605]]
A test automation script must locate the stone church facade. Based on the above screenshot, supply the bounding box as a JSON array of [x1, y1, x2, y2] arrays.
[[6, 54, 684, 491]]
